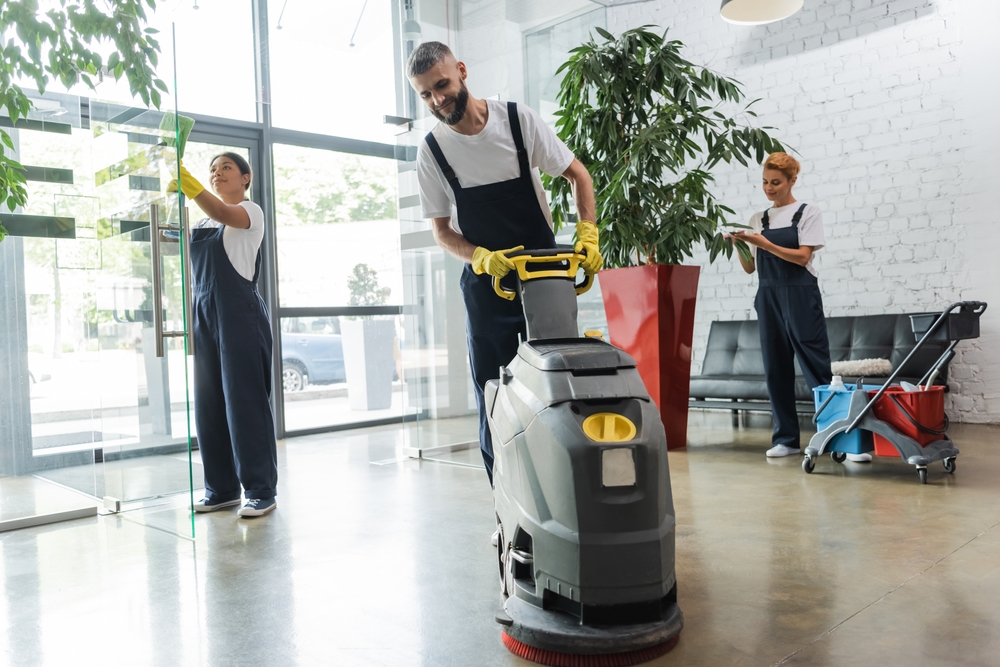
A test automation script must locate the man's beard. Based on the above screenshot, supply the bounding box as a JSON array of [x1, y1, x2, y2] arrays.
[[433, 83, 469, 126]]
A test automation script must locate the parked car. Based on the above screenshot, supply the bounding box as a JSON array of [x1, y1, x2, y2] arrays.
[[281, 331, 346, 393]]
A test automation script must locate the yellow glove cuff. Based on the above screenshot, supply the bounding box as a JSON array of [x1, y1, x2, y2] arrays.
[[576, 220, 599, 242], [471, 245, 524, 278], [471, 246, 491, 275]]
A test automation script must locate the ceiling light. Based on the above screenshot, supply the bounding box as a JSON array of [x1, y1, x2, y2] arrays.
[[401, 19, 421, 41], [720, 0, 803, 25]]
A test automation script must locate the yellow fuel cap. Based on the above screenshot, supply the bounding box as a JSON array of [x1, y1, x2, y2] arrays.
[[584, 330, 604, 340], [582, 413, 637, 442]]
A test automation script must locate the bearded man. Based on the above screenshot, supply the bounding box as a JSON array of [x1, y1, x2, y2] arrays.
[[407, 41, 602, 485]]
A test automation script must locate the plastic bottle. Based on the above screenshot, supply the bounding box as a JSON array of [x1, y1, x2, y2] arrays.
[[829, 375, 845, 390]]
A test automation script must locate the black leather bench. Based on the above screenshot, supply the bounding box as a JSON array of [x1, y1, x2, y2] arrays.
[[689, 313, 951, 419]]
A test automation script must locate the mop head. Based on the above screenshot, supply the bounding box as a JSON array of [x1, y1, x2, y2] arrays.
[[831, 357, 893, 377], [502, 632, 680, 667]]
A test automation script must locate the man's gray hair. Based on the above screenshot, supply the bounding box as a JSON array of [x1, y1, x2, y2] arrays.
[[407, 41, 454, 78]]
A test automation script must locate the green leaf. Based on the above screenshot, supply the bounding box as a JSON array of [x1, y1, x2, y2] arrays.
[[594, 26, 615, 41]]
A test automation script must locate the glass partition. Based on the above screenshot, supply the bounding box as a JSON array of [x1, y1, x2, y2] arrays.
[[0, 92, 197, 538]]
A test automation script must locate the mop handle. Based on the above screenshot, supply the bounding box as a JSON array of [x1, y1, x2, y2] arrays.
[[844, 301, 976, 433]]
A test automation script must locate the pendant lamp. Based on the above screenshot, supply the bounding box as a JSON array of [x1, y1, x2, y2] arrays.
[[720, 0, 803, 25]]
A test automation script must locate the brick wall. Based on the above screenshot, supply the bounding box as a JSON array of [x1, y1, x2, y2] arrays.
[[605, 0, 1000, 422]]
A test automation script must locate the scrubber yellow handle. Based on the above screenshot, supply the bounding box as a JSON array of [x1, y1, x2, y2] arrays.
[[491, 250, 595, 300]]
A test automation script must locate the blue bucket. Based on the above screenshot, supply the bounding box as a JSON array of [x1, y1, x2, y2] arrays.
[[813, 384, 876, 454]]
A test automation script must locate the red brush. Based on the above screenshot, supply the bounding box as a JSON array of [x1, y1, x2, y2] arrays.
[[502, 632, 680, 667]]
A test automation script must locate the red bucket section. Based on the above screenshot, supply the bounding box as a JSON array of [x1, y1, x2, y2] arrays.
[[867, 386, 946, 456]]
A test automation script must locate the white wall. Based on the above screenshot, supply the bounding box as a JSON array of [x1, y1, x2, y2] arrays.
[[604, 0, 1000, 422]]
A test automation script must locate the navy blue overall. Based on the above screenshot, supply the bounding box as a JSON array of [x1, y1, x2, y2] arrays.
[[425, 102, 556, 485], [754, 203, 832, 449], [191, 221, 278, 501]]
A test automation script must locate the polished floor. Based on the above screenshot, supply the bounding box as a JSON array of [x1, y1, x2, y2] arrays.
[[1, 413, 998, 667]]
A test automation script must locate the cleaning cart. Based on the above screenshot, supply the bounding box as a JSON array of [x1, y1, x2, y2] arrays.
[[803, 301, 987, 484]]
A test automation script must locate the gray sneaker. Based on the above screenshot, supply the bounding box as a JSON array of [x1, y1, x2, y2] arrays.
[[193, 497, 241, 513], [238, 498, 276, 518]]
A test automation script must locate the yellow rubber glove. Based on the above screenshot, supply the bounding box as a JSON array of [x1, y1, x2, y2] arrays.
[[471, 245, 524, 278], [575, 220, 603, 274], [166, 162, 205, 199]]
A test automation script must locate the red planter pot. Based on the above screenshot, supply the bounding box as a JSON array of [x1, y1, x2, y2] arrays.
[[599, 264, 700, 450]]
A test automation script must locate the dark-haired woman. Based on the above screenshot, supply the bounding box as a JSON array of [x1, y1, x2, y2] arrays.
[[169, 153, 278, 517]]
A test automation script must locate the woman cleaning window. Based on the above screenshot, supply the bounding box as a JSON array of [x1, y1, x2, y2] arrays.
[[169, 153, 279, 517]]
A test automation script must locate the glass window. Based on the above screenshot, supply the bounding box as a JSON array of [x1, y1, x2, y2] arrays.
[[20, 4, 258, 123], [273, 144, 401, 308], [281, 315, 421, 432], [525, 8, 607, 129], [267, 0, 398, 142]]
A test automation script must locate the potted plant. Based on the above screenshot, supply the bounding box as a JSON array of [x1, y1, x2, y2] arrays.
[[546, 27, 784, 449], [341, 263, 396, 410]]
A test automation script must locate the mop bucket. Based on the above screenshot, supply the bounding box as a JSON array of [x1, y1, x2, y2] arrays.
[[867, 386, 947, 456], [813, 384, 877, 454]]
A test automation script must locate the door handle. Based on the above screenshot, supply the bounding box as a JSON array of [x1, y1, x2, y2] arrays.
[[150, 202, 192, 358], [151, 203, 165, 357], [181, 206, 194, 356]]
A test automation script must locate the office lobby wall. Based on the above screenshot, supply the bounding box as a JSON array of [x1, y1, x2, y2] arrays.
[[604, 0, 1000, 423]]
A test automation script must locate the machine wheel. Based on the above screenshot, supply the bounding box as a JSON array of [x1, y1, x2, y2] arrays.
[[282, 361, 307, 393], [802, 456, 816, 474], [943, 458, 956, 474], [831, 452, 847, 464], [918, 468, 928, 484]]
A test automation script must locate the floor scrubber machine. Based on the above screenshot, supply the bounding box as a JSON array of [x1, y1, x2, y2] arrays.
[[486, 248, 683, 666]]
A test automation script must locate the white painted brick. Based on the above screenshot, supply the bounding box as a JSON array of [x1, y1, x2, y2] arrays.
[[606, 0, 996, 423]]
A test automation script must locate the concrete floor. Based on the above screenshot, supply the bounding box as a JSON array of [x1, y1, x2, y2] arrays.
[[1, 413, 999, 667]]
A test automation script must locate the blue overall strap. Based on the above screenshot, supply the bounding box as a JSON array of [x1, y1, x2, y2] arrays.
[[424, 132, 460, 194], [791, 203, 808, 227], [762, 203, 808, 229], [505, 101, 530, 177]]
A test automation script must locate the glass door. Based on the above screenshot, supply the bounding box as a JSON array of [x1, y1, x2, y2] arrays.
[[0, 93, 197, 536], [88, 105, 197, 536]]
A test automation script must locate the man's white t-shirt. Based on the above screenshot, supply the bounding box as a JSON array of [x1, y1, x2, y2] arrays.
[[748, 202, 825, 277], [195, 200, 265, 282], [417, 99, 574, 236]]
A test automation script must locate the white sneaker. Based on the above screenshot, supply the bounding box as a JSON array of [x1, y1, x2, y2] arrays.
[[238, 498, 276, 517], [847, 452, 873, 463], [766, 444, 802, 458], [193, 497, 241, 513]]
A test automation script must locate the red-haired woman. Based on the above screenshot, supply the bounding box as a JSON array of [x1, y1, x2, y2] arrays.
[[730, 153, 845, 459]]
